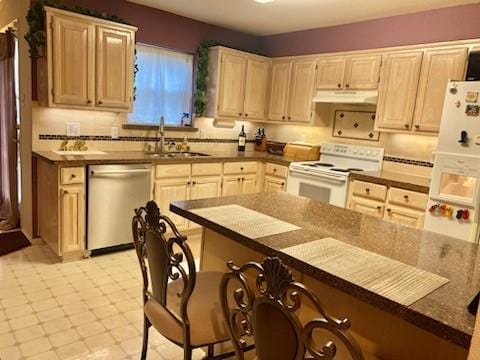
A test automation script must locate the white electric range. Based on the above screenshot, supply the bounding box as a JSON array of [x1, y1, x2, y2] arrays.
[[287, 143, 384, 207]]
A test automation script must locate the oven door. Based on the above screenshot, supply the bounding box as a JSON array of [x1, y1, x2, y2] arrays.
[[286, 168, 348, 207]]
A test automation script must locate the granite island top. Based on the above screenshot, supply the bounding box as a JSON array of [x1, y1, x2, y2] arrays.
[[32, 150, 295, 166], [350, 169, 431, 193], [170, 192, 479, 349]]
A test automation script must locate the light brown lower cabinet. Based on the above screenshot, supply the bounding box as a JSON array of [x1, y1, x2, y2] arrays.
[[222, 174, 257, 196], [348, 180, 428, 229], [37, 161, 86, 261], [153, 177, 190, 231], [264, 175, 286, 193]]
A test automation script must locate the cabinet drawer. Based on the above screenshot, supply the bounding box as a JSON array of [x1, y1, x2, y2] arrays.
[[388, 187, 428, 210], [223, 161, 258, 174], [349, 196, 385, 219], [265, 163, 288, 178], [351, 180, 387, 201], [191, 163, 222, 177], [60, 167, 84, 185], [155, 164, 191, 179]]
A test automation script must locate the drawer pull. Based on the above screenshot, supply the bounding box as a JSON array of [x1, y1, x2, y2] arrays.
[[98, 101, 103, 105], [187, 181, 191, 185], [404, 124, 410, 129], [192, 181, 196, 185], [377, 206, 382, 211], [240, 167, 244, 171], [63, 190, 69, 195], [241, 177, 245, 181], [365, 188, 370, 194], [273, 168, 277, 172], [403, 195, 409, 200], [387, 208, 391, 213], [86, 99, 92, 104], [237, 178, 241, 181], [337, 84, 341, 88], [414, 125, 420, 129], [281, 182, 285, 186], [70, 174, 76, 178]]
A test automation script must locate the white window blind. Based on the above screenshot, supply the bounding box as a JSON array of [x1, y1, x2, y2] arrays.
[[128, 44, 193, 126]]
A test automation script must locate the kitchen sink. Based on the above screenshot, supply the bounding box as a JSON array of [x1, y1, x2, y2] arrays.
[[145, 152, 210, 158]]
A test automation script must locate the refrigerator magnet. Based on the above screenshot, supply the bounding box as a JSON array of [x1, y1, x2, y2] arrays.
[[466, 91, 479, 103], [466, 105, 480, 117]]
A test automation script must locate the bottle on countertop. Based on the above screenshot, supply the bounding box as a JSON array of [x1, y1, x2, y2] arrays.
[[238, 125, 247, 152], [255, 128, 267, 152]]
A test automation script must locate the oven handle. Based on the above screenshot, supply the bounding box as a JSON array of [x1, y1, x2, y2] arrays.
[[289, 168, 347, 184]]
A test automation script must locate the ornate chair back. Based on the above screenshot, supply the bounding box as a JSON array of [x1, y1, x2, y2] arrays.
[[132, 201, 196, 341], [219, 257, 365, 360]]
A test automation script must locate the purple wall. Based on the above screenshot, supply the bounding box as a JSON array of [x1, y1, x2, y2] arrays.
[[61, 0, 260, 54], [260, 4, 480, 57]]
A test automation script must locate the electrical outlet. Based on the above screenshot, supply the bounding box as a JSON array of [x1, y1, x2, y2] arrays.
[[66, 122, 80, 137], [475, 135, 480, 145], [200, 129, 207, 139], [111, 127, 119, 139]]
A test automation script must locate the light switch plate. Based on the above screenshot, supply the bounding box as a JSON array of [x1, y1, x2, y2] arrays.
[[66, 122, 80, 137], [111, 127, 119, 139]]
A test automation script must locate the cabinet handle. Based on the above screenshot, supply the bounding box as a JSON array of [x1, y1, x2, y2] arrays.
[[377, 206, 382, 211], [240, 167, 244, 171], [403, 195, 409, 200], [238, 112, 242, 116], [282, 116, 286, 120], [404, 124, 410, 129], [187, 181, 191, 185], [70, 174, 76, 178], [337, 84, 341, 88], [386, 208, 391, 213], [192, 181, 196, 185], [237, 178, 241, 181], [86, 100, 92, 104], [245, 113, 248, 117], [345, 84, 350, 88], [273, 168, 277, 172], [414, 125, 420, 129], [241, 177, 245, 181], [287, 116, 291, 120], [281, 182, 285, 186], [63, 190, 69, 195], [365, 188, 370, 194], [98, 101, 103, 105]]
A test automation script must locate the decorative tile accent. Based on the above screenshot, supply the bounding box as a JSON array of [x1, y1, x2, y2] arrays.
[[39, 134, 255, 143], [333, 110, 380, 141], [383, 156, 434, 168], [0, 243, 206, 360]]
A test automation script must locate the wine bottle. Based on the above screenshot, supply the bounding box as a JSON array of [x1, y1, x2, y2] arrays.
[[238, 125, 246, 152]]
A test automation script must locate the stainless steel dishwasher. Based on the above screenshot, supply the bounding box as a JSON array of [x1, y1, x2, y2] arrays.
[[87, 164, 151, 254]]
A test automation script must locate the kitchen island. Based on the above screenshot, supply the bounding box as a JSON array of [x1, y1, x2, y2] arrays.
[[170, 192, 480, 360]]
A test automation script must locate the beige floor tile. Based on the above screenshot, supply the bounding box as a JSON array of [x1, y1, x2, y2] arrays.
[[31, 298, 59, 312], [1, 294, 28, 308], [111, 324, 140, 342], [9, 313, 39, 330], [101, 282, 123, 295], [84, 331, 116, 351], [76, 320, 106, 338], [26, 289, 53, 303], [49, 328, 80, 347], [68, 310, 97, 327], [56, 340, 89, 360], [62, 300, 89, 316], [114, 299, 140, 313], [26, 350, 61, 360], [50, 284, 76, 297], [79, 287, 104, 300], [90, 344, 127, 360], [22, 280, 47, 294], [37, 307, 66, 322], [56, 293, 82, 306], [0, 332, 16, 349], [0, 345, 21, 360], [84, 295, 111, 309], [93, 304, 119, 319], [6, 303, 34, 319], [14, 324, 45, 343], [101, 313, 130, 330], [0, 286, 23, 299], [42, 316, 73, 335], [120, 336, 144, 355], [19, 336, 52, 357]]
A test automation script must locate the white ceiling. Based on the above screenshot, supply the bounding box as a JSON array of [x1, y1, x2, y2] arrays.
[[127, 0, 479, 36]]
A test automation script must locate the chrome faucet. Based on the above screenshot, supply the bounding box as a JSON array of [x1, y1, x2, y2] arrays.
[[155, 116, 165, 153]]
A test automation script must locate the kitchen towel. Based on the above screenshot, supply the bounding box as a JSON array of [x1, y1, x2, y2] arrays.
[[282, 237, 449, 306], [190, 204, 300, 238]]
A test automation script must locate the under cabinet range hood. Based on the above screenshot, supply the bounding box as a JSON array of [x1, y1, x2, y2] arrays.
[[313, 90, 378, 105]]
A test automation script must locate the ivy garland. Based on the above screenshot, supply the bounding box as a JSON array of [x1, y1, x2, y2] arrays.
[[194, 40, 218, 117]]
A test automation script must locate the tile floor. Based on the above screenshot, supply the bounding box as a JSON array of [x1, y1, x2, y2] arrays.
[[0, 244, 206, 360]]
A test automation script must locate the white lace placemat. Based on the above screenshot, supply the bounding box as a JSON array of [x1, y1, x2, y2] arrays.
[[190, 204, 300, 239], [282, 238, 449, 306]]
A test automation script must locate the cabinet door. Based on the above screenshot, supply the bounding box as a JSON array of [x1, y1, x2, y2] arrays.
[[51, 15, 95, 106], [241, 174, 258, 194], [315, 57, 346, 89], [349, 196, 385, 218], [344, 54, 382, 90], [385, 206, 425, 229], [375, 51, 423, 131], [413, 47, 468, 133], [222, 175, 242, 197], [243, 58, 270, 120], [288, 59, 316, 123], [264, 175, 286, 193], [153, 178, 190, 230], [60, 185, 85, 255], [268, 61, 291, 121], [96, 25, 134, 110], [190, 177, 222, 200], [217, 52, 247, 118]]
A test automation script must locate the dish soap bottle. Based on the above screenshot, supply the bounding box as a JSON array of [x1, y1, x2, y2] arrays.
[[238, 125, 246, 152]]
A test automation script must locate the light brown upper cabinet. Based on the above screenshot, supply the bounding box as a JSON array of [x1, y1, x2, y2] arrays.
[[96, 26, 134, 109], [315, 56, 346, 89], [413, 47, 468, 133], [40, 7, 137, 112], [376, 51, 423, 131], [315, 54, 381, 90], [206, 47, 270, 121], [268, 58, 316, 123]]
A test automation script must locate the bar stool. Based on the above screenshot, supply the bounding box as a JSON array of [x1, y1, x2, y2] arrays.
[[132, 201, 234, 360], [219, 256, 369, 360]]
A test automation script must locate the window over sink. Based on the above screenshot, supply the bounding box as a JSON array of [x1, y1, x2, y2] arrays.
[[127, 44, 193, 126]]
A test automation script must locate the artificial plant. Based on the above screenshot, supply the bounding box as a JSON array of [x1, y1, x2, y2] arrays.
[[194, 40, 218, 117]]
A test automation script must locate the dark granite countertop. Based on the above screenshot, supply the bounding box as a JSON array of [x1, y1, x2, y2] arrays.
[[32, 150, 294, 166], [350, 170, 431, 193], [170, 192, 479, 349]]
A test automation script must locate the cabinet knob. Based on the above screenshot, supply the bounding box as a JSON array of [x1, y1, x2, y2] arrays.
[[86, 100, 92, 104], [237, 178, 241, 181], [404, 124, 410, 128], [238, 112, 242, 116], [377, 206, 382, 211], [281, 182, 285, 186], [192, 181, 196, 185], [273, 168, 277, 172], [245, 113, 248, 117], [287, 116, 291, 120], [403, 195, 409, 200], [345, 84, 350, 88], [414, 125, 420, 129], [63, 190, 69, 195], [337, 84, 341, 88], [241, 177, 245, 181], [282, 116, 286, 120], [365, 188, 370, 194], [70, 174, 76, 178], [240, 167, 244, 171], [187, 181, 191, 185], [98, 101, 103, 105], [386, 208, 391, 213]]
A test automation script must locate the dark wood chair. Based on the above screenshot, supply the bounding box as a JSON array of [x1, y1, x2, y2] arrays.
[[132, 200, 233, 360], [219, 256, 366, 360]]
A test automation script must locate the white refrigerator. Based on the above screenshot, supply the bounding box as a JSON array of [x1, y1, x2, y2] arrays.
[[424, 81, 480, 243]]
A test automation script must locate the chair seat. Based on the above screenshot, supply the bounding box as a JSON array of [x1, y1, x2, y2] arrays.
[[145, 271, 230, 347]]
